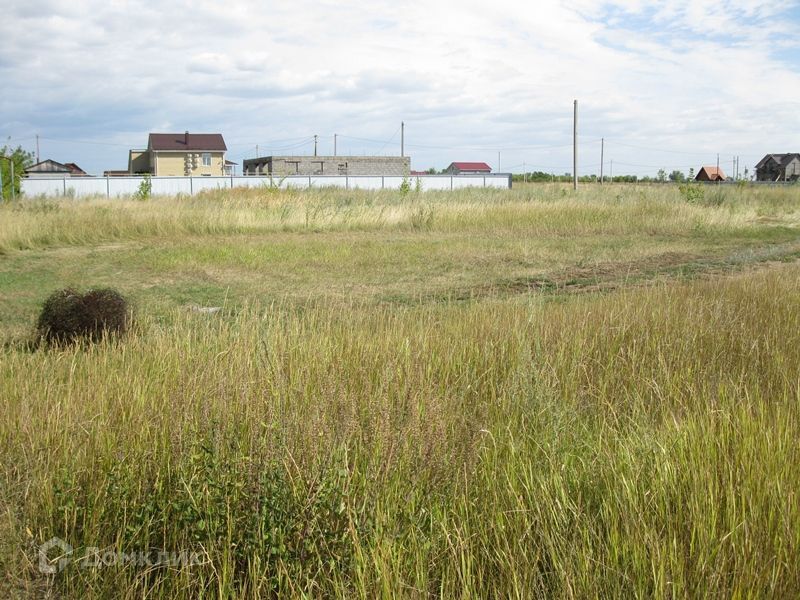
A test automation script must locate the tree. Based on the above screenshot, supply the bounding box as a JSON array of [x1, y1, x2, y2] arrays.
[[656, 169, 667, 183], [1, 145, 35, 200], [668, 170, 686, 183]]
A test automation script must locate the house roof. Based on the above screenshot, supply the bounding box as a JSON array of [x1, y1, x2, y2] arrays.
[[698, 166, 727, 180], [26, 159, 71, 173], [64, 162, 89, 176], [449, 161, 492, 172], [148, 132, 227, 152], [756, 153, 800, 169]]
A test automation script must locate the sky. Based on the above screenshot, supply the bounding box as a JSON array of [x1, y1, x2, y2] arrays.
[[1, 0, 799, 177]]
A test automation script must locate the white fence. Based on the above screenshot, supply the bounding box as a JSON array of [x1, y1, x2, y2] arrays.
[[21, 174, 512, 198]]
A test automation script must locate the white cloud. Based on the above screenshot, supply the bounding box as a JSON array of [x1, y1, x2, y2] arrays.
[[1, 0, 798, 175]]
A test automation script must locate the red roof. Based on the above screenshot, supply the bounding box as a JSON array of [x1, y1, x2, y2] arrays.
[[696, 166, 727, 181], [64, 162, 89, 176], [449, 161, 492, 172], [149, 132, 227, 152]]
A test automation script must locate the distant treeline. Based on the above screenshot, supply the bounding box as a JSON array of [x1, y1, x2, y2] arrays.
[[511, 171, 687, 184]]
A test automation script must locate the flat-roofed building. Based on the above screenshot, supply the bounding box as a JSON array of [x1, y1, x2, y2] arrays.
[[243, 155, 410, 177]]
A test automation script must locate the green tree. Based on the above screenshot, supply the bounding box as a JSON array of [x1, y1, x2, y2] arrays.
[[668, 170, 686, 183], [657, 169, 667, 183], [0, 145, 35, 200]]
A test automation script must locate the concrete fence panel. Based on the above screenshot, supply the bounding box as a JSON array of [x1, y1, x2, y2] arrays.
[[347, 177, 384, 190], [21, 174, 512, 197], [310, 176, 348, 188]]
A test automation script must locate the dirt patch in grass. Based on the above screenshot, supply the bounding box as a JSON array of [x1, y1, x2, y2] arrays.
[[417, 240, 800, 302]]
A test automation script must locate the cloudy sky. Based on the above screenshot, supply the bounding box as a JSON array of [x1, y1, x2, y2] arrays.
[[2, 0, 799, 176]]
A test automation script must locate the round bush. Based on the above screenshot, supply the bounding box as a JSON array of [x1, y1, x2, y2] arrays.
[[36, 288, 130, 345]]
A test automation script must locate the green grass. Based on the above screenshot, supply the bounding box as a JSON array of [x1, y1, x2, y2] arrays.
[[1, 183, 800, 597]]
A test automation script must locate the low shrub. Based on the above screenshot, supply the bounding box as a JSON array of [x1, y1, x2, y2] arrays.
[[678, 182, 705, 204], [36, 288, 130, 345]]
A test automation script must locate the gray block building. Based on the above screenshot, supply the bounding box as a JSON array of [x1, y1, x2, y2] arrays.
[[242, 155, 410, 177]]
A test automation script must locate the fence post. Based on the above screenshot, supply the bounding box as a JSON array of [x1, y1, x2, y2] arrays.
[[189, 177, 193, 195], [381, 176, 385, 189], [106, 176, 110, 198], [63, 178, 67, 196]]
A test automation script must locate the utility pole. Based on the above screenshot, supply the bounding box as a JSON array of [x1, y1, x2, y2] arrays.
[[36, 134, 40, 163], [610, 159, 613, 182], [255, 145, 259, 158], [600, 137, 604, 185], [334, 134, 337, 157], [498, 151, 501, 172], [314, 135, 318, 157], [573, 99, 578, 190], [716, 153, 720, 184], [523, 161, 526, 183], [400, 121, 405, 157]]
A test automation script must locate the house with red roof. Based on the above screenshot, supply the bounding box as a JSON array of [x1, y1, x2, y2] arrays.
[[128, 131, 228, 176], [445, 161, 493, 175], [695, 166, 726, 182]]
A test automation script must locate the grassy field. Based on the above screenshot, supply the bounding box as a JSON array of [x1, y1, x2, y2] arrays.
[[1, 183, 800, 597]]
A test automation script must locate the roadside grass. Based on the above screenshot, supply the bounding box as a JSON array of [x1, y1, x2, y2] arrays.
[[1, 184, 799, 597]]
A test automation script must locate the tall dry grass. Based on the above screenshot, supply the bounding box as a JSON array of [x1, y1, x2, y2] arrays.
[[2, 183, 799, 254], [2, 264, 799, 597]]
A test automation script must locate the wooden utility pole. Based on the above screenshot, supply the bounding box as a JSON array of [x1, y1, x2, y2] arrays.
[[36, 134, 40, 163], [334, 134, 337, 157], [314, 135, 318, 157], [716, 153, 720, 184], [400, 122, 405, 157], [600, 137, 604, 184], [498, 151, 501, 172], [573, 100, 578, 190], [610, 159, 613, 181]]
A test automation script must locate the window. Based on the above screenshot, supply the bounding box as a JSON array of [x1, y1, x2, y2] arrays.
[[202, 153, 211, 166]]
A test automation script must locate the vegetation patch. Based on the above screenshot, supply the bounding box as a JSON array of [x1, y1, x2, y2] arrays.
[[35, 287, 130, 345]]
